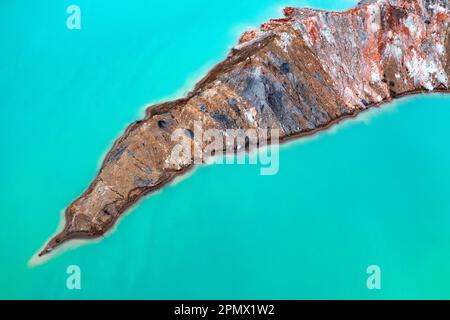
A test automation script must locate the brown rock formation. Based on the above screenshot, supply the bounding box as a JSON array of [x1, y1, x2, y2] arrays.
[[39, 0, 449, 256]]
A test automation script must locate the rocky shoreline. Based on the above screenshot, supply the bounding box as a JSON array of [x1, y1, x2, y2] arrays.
[[39, 0, 449, 257]]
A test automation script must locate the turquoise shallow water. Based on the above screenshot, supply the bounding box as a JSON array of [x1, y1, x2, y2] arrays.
[[1, 0, 450, 299]]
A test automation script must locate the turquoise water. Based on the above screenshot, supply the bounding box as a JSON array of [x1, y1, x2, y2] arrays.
[[1, 0, 450, 299]]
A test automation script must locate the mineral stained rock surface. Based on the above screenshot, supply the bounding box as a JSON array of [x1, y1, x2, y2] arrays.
[[39, 0, 449, 256]]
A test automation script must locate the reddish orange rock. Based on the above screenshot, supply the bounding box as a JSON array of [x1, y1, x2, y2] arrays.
[[239, 30, 258, 44]]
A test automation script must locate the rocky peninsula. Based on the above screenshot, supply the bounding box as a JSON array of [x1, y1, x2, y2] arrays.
[[39, 0, 449, 257]]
